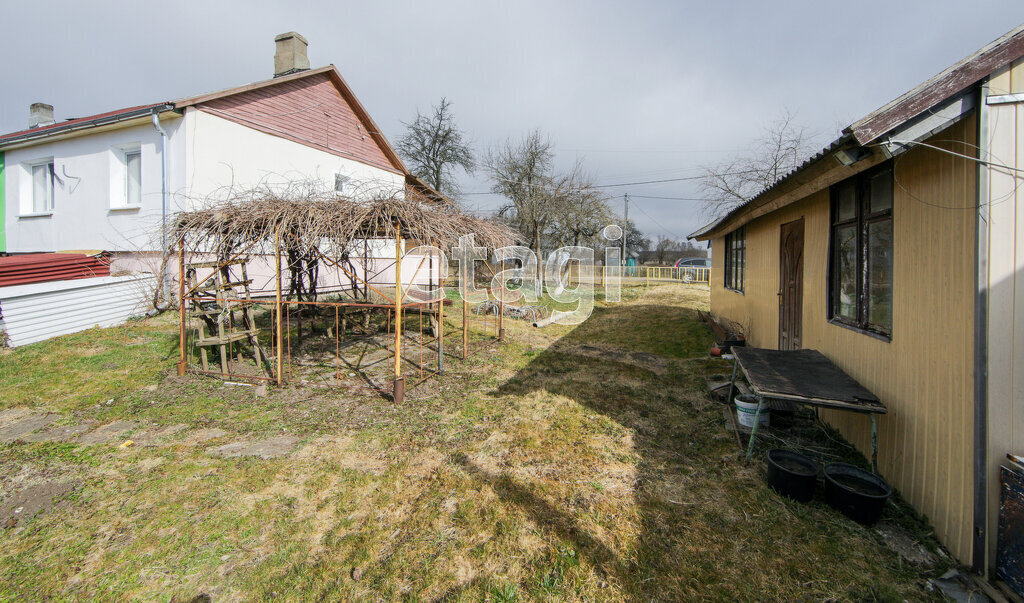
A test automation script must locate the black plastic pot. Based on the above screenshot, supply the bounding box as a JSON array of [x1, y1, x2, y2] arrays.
[[721, 338, 746, 353], [766, 449, 820, 502], [823, 463, 892, 525]]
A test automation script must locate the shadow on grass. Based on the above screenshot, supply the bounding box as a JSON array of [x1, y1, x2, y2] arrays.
[[475, 299, 720, 598], [445, 293, 930, 600]]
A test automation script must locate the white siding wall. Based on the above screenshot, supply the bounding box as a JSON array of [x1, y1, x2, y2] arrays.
[[0, 275, 155, 347], [3, 116, 187, 253], [2, 108, 406, 255]]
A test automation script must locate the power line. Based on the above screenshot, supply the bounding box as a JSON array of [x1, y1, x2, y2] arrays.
[[629, 197, 687, 240], [627, 194, 706, 201], [461, 169, 753, 196], [593, 171, 753, 189]]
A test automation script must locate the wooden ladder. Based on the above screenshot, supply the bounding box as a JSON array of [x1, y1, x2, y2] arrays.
[[186, 258, 271, 378]]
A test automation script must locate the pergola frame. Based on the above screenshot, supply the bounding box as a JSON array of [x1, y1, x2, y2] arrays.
[[171, 188, 518, 402]]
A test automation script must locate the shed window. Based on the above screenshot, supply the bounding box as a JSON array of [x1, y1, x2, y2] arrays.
[[829, 165, 893, 337], [724, 226, 745, 292], [32, 162, 55, 213]]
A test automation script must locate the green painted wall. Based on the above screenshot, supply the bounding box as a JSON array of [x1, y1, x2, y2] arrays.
[[0, 151, 5, 253]]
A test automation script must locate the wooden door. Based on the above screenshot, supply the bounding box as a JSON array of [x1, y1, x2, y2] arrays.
[[779, 218, 804, 350]]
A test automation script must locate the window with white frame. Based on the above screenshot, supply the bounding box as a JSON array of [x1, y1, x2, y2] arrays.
[[111, 145, 142, 208], [23, 159, 55, 214], [125, 149, 141, 206]]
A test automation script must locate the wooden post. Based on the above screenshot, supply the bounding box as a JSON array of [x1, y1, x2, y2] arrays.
[[177, 237, 187, 376], [497, 275, 505, 342], [435, 244, 444, 374], [275, 229, 284, 386], [393, 223, 404, 403], [462, 296, 468, 360]]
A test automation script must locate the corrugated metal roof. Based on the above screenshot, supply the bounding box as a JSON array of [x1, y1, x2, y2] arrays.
[[0, 253, 111, 287], [0, 275, 154, 347]]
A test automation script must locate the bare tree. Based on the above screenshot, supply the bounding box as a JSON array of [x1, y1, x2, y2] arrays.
[[548, 163, 614, 248], [486, 130, 555, 276], [623, 219, 650, 261], [654, 235, 677, 265], [700, 110, 816, 218], [396, 98, 475, 198]]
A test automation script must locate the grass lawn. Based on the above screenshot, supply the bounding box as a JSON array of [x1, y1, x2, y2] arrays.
[[0, 284, 952, 600]]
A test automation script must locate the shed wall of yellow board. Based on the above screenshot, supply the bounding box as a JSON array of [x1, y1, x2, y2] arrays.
[[710, 116, 977, 562]]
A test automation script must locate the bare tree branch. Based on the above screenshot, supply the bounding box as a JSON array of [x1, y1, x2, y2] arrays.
[[699, 110, 816, 218], [396, 98, 475, 200]]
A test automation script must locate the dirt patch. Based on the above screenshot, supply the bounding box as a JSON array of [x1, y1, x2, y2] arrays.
[[75, 421, 138, 445], [132, 424, 188, 447], [207, 435, 300, 459], [876, 523, 936, 567], [0, 413, 60, 443], [179, 428, 229, 445], [0, 407, 36, 427], [21, 423, 96, 443], [2, 481, 79, 529]]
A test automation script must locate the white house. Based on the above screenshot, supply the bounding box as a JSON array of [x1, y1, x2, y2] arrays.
[[0, 32, 443, 266]]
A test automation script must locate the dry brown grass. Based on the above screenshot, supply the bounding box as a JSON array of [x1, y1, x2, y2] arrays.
[[0, 284, 950, 601]]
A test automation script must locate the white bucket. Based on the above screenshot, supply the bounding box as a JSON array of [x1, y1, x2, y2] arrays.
[[735, 395, 770, 428]]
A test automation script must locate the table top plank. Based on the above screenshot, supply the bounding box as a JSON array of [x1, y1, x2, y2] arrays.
[[732, 347, 887, 415]]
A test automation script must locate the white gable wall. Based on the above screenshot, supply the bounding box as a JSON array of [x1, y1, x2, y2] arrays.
[[180, 109, 405, 209]]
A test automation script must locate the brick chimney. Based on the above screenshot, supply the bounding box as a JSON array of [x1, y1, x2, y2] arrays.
[[29, 102, 55, 128], [274, 32, 310, 77]]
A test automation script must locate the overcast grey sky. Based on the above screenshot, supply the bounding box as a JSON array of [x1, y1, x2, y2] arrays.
[[2, 1, 1022, 241]]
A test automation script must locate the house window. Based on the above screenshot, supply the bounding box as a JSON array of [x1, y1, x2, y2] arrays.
[[111, 145, 142, 208], [125, 149, 142, 206], [724, 226, 745, 292], [31, 161, 55, 213], [829, 165, 893, 337], [334, 173, 350, 194]]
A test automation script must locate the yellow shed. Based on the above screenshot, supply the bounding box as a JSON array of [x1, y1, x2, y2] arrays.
[[691, 24, 1024, 586]]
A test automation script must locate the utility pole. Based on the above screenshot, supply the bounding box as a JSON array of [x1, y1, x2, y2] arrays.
[[622, 192, 629, 271]]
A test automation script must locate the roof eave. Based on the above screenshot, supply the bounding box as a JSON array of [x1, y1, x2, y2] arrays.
[[0, 104, 176, 151]]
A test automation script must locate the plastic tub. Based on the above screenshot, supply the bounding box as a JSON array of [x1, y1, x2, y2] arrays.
[[766, 449, 820, 502], [823, 463, 892, 525], [735, 394, 769, 428]]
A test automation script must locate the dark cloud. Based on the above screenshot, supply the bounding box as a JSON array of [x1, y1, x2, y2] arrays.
[[2, 1, 1021, 239]]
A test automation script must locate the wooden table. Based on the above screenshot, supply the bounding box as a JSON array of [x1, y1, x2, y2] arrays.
[[727, 347, 887, 471]]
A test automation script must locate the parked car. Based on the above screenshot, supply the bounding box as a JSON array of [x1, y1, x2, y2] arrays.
[[674, 258, 711, 282]]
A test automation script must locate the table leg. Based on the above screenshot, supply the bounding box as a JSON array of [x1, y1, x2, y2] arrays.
[[870, 414, 878, 473], [745, 395, 764, 461], [727, 356, 739, 403]]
